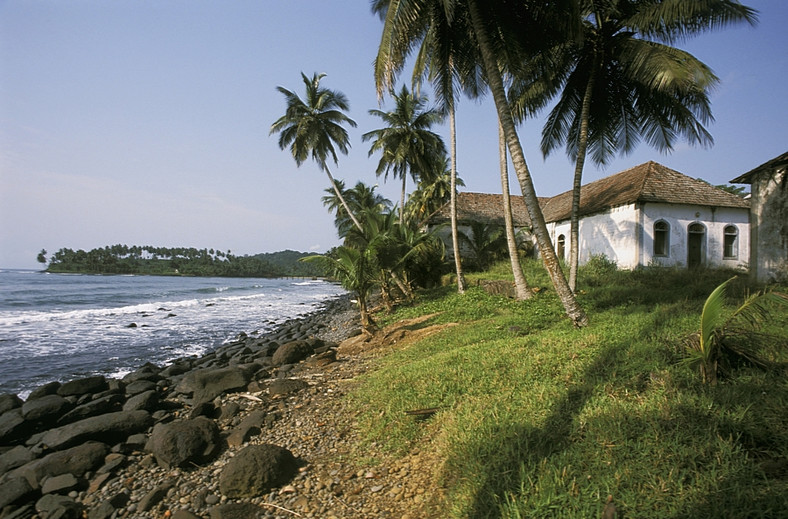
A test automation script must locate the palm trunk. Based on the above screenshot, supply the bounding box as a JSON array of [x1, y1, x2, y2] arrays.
[[569, 60, 597, 293], [400, 175, 407, 226], [498, 120, 532, 300], [325, 165, 363, 232], [449, 98, 467, 293], [467, 0, 588, 327]]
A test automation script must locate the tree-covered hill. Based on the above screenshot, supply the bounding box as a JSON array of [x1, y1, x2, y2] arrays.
[[42, 245, 327, 278]]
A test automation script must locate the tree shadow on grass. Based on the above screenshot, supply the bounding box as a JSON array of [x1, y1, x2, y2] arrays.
[[463, 342, 625, 518]]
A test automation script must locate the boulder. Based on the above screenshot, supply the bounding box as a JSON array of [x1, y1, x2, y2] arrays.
[[209, 503, 266, 519], [124, 380, 157, 396], [175, 367, 254, 404], [218, 444, 297, 498], [57, 394, 123, 425], [57, 376, 108, 397], [226, 410, 266, 448], [26, 382, 61, 401], [122, 390, 159, 412], [137, 481, 173, 512], [21, 394, 71, 425], [0, 409, 30, 445], [0, 477, 34, 509], [39, 410, 151, 451], [145, 417, 221, 469], [41, 472, 81, 494], [0, 445, 35, 475], [0, 393, 23, 416], [35, 494, 83, 519], [268, 379, 309, 396], [12, 441, 108, 488], [271, 340, 314, 366], [121, 363, 161, 383], [172, 511, 203, 519]]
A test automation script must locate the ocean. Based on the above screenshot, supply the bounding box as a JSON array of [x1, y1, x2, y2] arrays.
[[0, 269, 345, 398]]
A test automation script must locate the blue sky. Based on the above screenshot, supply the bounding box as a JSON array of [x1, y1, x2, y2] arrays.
[[1, 0, 785, 269]]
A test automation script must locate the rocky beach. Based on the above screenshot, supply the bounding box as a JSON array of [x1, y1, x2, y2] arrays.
[[0, 294, 443, 519]]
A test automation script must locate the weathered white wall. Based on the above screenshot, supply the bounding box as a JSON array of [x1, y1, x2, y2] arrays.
[[641, 203, 749, 269], [546, 202, 749, 270], [748, 165, 788, 283], [548, 204, 640, 268]]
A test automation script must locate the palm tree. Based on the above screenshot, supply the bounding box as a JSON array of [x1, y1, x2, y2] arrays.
[[463, 0, 590, 326], [498, 121, 532, 300], [322, 180, 392, 239], [459, 221, 507, 271], [372, 0, 589, 326], [515, 0, 757, 293], [403, 156, 465, 226], [270, 72, 363, 232], [363, 84, 446, 225], [303, 246, 378, 333], [373, 0, 480, 293]]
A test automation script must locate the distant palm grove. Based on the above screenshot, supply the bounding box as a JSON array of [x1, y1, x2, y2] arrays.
[[41, 246, 326, 278]]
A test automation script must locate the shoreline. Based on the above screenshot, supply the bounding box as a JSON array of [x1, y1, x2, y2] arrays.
[[2, 293, 436, 518]]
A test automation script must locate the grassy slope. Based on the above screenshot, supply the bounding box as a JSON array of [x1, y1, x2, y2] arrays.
[[350, 259, 788, 518]]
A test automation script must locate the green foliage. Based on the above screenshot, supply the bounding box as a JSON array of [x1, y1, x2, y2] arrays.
[[684, 277, 788, 384], [458, 221, 508, 271], [45, 245, 324, 277], [351, 266, 788, 518]]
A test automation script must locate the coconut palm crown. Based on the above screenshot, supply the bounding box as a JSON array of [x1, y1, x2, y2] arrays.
[[270, 72, 363, 231]]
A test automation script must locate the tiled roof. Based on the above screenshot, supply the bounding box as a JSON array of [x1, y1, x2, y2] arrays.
[[430, 192, 536, 227], [730, 151, 788, 184], [540, 161, 750, 223], [430, 161, 749, 227]]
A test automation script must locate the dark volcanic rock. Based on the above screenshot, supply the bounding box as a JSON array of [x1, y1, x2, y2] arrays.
[[35, 494, 83, 519], [209, 502, 267, 518], [174, 366, 254, 404], [271, 340, 314, 366], [56, 376, 108, 397], [0, 445, 35, 475], [57, 394, 123, 425], [124, 379, 157, 396], [40, 472, 81, 494], [0, 477, 34, 509], [218, 444, 297, 498], [0, 393, 23, 415], [145, 417, 221, 469], [13, 441, 108, 488], [0, 409, 30, 445], [26, 382, 61, 401], [38, 410, 151, 451], [268, 379, 309, 396], [21, 394, 71, 423], [122, 390, 159, 412]]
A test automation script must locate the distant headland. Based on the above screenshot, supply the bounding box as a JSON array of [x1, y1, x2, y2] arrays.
[[37, 246, 326, 278]]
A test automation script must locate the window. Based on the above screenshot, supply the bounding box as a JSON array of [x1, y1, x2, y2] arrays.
[[557, 234, 565, 260], [653, 220, 669, 256], [724, 225, 738, 259]]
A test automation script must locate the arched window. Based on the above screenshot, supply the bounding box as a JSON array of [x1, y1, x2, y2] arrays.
[[653, 220, 669, 256], [687, 223, 706, 268], [724, 225, 738, 259], [557, 234, 565, 260]]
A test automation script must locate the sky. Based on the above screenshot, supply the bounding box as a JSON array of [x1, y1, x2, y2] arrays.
[[1, 1, 786, 269]]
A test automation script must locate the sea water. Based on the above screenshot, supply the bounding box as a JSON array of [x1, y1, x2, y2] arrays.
[[0, 269, 345, 398]]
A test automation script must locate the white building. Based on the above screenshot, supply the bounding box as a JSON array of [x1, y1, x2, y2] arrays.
[[431, 161, 751, 270], [731, 151, 788, 283]]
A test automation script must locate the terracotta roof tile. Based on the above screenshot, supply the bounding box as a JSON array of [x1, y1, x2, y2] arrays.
[[541, 161, 749, 223], [430, 161, 750, 227], [431, 192, 534, 227]]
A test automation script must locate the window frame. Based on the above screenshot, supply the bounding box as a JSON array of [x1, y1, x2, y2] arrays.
[[723, 225, 739, 259], [653, 220, 670, 257]]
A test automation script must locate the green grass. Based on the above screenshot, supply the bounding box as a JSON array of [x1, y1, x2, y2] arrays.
[[350, 259, 788, 518]]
